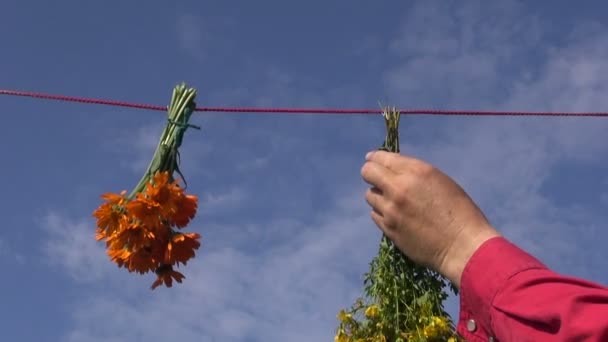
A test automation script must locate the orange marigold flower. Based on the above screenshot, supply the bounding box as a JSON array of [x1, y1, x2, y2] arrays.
[[107, 246, 132, 265], [107, 237, 164, 274], [105, 221, 174, 273], [164, 232, 201, 266], [144, 172, 184, 218], [106, 223, 156, 252], [125, 246, 162, 274], [170, 194, 198, 228], [151, 264, 185, 289], [143, 171, 199, 228], [93, 191, 128, 240], [126, 196, 164, 232]]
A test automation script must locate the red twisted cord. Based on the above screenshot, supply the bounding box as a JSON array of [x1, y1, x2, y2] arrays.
[[3, 88, 608, 117], [1, 89, 167, 111]]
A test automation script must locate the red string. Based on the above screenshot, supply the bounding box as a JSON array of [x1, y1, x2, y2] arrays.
[[3, 88, 608, 117]]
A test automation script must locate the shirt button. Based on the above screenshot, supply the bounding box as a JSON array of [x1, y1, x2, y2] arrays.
[[488, 337, 496, 342], [466, 319, 477, 332]]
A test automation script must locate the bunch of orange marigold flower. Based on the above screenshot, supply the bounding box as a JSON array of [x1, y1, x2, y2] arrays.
[[93, 171, 200, 289], [93, 83, 202, 289]]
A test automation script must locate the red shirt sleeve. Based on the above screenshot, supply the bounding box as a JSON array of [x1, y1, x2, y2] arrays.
[[456, 236, 608, 342]]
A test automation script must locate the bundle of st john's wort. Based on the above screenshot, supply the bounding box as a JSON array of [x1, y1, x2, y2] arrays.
[[335, 107, 461, 342], [93, 83, 202, 290]]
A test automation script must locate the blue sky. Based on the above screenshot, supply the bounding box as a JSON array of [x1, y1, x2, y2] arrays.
[[2, 1, 608, 341]]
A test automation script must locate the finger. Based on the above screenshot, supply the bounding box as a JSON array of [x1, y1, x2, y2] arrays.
[[370, 208, 388, 233], [365, 187, 388, 213], [365, 150, 414, 172], [361, 160, 395, 193]]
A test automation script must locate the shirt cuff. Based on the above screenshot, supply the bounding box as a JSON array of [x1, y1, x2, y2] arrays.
[[456, 236, 547, 341]]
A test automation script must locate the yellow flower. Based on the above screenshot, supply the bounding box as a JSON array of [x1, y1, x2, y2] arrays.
[[432, 316, 448, 330], [421, 316, 451, 339], [364, 304, 380, 318], [337, 309, 352, 322], [334, 329, 349, 342], [447, 337, 457, 342], [423, 324, 437, 338]]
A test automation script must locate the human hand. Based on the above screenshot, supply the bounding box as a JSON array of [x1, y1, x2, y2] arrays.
[[361, 150, 500, 288]]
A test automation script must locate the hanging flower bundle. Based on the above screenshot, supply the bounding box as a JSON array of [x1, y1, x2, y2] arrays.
[[335, 108, 462, 342], [93, 83, 202, 289]]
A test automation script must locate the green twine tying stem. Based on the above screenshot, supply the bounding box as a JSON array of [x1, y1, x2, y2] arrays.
[[128, 83, 199, 199], [167, 117, 201, 146]]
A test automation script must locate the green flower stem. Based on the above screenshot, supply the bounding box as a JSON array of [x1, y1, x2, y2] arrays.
[[128, 83, 198, 199], [379, 106, 400, 154]]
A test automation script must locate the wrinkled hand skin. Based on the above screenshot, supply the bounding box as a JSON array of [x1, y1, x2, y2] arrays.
[[361, 150, 500, 288]]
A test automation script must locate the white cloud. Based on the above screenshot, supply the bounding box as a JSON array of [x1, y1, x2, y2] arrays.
[[50, 186, 380, 342], [41, 212, 112, 282], [202, 187, 248, 214], [384, 1, 543, 108]]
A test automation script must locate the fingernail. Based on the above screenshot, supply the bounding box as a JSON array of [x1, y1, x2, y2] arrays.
[[365, 151, 374, 160]]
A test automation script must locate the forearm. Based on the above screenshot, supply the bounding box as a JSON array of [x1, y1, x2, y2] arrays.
[[457, 237, 608, 341]]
